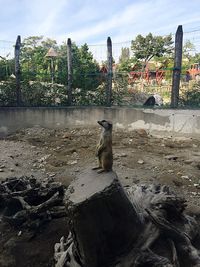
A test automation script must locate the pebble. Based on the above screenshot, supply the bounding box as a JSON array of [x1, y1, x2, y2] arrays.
[[164, 155, 178, 160], [0, 169, 4, 172], [168, 170, 174, 173], [119, 153, 127, 157], [67, 160, 78, 165], [137, 159, 144, 164], [181, 175, 189, 180], [184, 159, 193, 164]]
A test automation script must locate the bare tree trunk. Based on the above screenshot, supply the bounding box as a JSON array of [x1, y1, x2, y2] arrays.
[[15, 35, 21, 106], [67, 38, 72, 105], [171, 25, 183, 108], [65, 169, 143, 267], [107, 37, 113, 107]]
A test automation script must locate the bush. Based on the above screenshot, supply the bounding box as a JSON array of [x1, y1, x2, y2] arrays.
[[0, 80, 17, 106], [180, 82, 200, 107]]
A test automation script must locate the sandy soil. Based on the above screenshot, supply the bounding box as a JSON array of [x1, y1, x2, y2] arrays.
[[0, 126, 200, 267]]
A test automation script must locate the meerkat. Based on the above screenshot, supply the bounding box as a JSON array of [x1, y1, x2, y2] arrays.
[[92, 120, 113, 173]]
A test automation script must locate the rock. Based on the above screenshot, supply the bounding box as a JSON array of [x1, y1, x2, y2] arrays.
[[0, 169, 4, 172], [181, 175, 189, 180], [67, 160, 78, 165], [164, 155, 178, 160], [168, 170, 174, 173], [0, 165, 5, 168], [184, 159, 193, 164], [119, 153, 127, 157], [137, 159, 144, 164], [136, 128, 148, 137]]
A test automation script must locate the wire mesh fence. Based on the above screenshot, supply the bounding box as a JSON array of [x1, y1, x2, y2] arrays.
[[0, 26, 200, 107]]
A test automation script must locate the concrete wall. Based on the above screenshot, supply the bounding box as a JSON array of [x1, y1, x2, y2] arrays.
[[0, 107, 200, 138]]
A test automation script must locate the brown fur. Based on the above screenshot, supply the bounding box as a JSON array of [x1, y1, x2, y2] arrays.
[[93, 120, 113, 173]]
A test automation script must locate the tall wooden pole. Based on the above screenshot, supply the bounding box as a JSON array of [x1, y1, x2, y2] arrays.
[[171, 25, 183, 108], [107, 37, 113, 107], [67, 38, 72, 105], [15, 35, 21, 106]]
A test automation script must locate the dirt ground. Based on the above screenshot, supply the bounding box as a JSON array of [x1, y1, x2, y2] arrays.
[[0, 126, 200, 267]]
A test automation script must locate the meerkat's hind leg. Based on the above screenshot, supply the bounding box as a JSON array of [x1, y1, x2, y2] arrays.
[[97, 169, 105, 173], [92, 158, 102, 170], [92, 166, 102, 170]]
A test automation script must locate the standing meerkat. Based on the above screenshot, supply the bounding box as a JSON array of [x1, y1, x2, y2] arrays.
[[93, 120, 113, 173]]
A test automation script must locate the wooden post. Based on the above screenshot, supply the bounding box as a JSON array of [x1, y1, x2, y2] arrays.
[[67, 38, 72, 105], [107, 37, 113, 107], [171, 25, 183, 108], [15, 35, 21, 106]]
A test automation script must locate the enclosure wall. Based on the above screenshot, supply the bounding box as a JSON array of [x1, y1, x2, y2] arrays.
[[0, 107, 200, 138]]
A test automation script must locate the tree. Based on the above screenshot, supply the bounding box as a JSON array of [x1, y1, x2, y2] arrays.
[[183, 40, 195, 62], [20, 36, 58, 82], [131, 33, 173, 67], [119, 47, 130, 63]]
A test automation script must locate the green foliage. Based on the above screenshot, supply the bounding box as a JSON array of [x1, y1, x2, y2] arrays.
[[0, 80, 16, 106], [131, 33, 173, 64], [18, 37, 102, 105], [119, 47, 130, 63], [180, 82, 200, 107], [21, 82, 68, 106], [0, 58, 15, 81]]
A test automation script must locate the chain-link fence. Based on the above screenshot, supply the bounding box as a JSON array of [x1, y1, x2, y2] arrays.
[[0, 26, 200, 107]]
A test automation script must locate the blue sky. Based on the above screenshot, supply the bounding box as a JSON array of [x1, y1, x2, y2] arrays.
[[1, 0, 200, 45]]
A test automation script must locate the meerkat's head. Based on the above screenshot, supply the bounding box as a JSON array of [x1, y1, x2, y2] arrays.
[[97, 120, 112, 131]]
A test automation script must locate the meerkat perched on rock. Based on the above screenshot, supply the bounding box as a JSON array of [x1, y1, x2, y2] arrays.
[[92, 120, 113, 173]]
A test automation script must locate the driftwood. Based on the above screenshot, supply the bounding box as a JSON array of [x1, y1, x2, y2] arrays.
[[54, 169, 200, 267], [0, 176, 67, 230]]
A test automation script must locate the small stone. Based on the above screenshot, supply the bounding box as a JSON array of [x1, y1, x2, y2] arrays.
[[138, 159, 144, 164], [164, 155, 178, 160], [184, 159, 193, 164], [0, 165, 5, 168], [68, 160, 78, 165], [10, 168, 14, 172], [0, 169, 4, 172], [193, 144, 198, 148], [181, 175, 189, 180], [119, 153, 127, 158], [168, 170, 174, 173], [18, 231, 22, 236]]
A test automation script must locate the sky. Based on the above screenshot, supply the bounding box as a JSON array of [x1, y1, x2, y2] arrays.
[[1, 0, 200, 61]]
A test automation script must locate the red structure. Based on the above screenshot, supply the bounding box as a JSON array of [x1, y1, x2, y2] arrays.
[[186, 63, 200, 80], [128, 65, 165, 85]]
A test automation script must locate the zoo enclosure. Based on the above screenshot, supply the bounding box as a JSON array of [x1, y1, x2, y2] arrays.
[[0, 25, 200, 107]]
